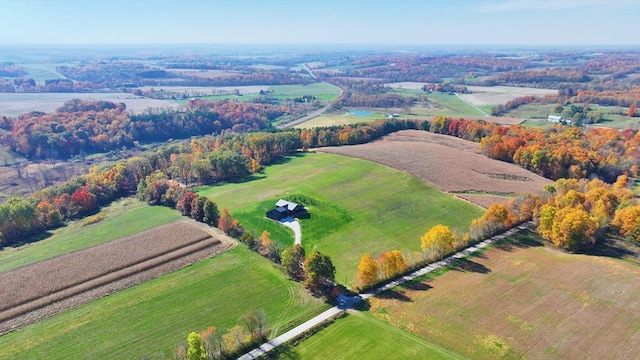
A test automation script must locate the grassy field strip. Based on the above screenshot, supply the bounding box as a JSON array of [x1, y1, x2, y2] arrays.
[[290, 312, 463, 359], [238, 223, 531, 359]]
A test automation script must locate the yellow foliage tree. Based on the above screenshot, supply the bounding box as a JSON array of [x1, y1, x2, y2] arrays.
[[550, 207, 598, 251], [356, 253, 379, 288], [379, 250, 406, 278], [612, 205, 640, 241], [421, 224, 456, 260]]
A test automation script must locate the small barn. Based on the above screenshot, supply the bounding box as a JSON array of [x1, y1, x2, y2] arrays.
[[266, 199, 307, 221], [547, 115, 562, 123]]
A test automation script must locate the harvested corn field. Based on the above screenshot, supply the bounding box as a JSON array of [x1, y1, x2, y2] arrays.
[[0, 220, 234, 334], [318, 130, 551, 207]]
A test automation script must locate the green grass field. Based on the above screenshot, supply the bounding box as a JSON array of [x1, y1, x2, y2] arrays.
[[0, 246, 328, 359], [285, 312, 462, 359], [195, 152, 483, 284], [0, 198, 181, 273], [270, 82, 341, 101], [175, 82, 341, 105]]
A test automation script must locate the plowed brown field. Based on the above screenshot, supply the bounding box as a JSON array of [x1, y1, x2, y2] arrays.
[[370, 231, 640, 359], [0, 220, 235, 334], [318, 130, 551, 207]]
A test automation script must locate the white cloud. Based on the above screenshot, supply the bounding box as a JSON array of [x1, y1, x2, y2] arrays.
[[477, 0, 637, 13]]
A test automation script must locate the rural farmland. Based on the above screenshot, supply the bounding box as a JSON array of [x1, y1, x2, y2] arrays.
[[368, 230, 640, 359], [0, 220, 235, 334], [318, 130, 551, 208], [1, 3, 639, 358]]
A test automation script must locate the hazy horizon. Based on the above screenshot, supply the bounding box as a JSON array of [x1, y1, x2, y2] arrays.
[[1, 0, 639, 46]]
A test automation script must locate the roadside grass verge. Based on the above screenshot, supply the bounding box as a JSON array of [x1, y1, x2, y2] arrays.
[[0, 247, 328, 359], [281, 311, 462, 359], [195, 152, 483, 284], [0, 198, 181, 273]]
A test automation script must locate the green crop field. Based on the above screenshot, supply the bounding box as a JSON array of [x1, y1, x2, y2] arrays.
[[195, 152, 483, 284], [0, 246, 328, 359], [285, 312, 462, 359], [0, 198, 181, 273], [270, 82, 341, 101]]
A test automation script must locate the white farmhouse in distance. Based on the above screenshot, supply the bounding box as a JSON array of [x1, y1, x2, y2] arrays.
[[547, 115, 562, 123]]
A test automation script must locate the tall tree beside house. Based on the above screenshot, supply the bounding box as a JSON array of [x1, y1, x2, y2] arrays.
[[303, 250, 335, 296], [281, 244, 306, 280]]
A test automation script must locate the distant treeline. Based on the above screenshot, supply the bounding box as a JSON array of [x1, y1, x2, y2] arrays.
[[0, 99, 287, 159]]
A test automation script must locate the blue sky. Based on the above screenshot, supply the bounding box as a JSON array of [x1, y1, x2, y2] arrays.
[[0, 0, 638, 45]]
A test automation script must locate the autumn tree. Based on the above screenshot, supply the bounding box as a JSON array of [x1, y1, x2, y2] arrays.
[[421, 225, 455, 260], [281, 244, 306, 280], [240, 309, 268, 341], [356, 253, 379, 288], [218, 208, 235, 233], [612, 205, 640, 241], [379, 250, 407, 278], [303, 250, 336, 295], [186, 332, 206, 360], [549, 207, 598, 251]]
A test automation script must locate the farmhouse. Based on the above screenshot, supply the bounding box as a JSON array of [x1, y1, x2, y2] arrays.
[[266, 199, 307, 221], [547, 115, 562, 123]]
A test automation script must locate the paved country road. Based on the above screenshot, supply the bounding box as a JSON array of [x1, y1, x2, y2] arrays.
[[237, 223, 532, 359]]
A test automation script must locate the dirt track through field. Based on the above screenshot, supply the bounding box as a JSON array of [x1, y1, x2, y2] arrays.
[[318, 130, 551, 208], [0, 220, 235, 335]]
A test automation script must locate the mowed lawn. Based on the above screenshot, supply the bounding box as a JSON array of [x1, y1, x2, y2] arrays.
[[0, 247, 328, 359], [288, 312, 463, 360], [196, 152, 483, 284], [367, 230, 640, 359], [0, 198, 182, 273]]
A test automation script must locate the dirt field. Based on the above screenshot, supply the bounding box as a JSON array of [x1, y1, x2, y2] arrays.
[[0, 220, 235, 334], [169, 69, 243, 78], [317, 130, 550, 207], [137, 85, 269, 96], [459, 86, 558, 106], [0, 92, 178, 116], [369, 231, 640, 359]]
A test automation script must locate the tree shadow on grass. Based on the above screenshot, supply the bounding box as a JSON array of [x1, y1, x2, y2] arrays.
[[578, 235, 639, 263], [377, 289, 412, 302], [492, 229, 543, 252], [1, 230, 54, 251], [452, 258, 491, 274], [403, 281, 433, 291]]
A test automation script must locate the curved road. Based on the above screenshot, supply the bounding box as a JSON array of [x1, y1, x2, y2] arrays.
[[279, 217, 301, 245], [237, 222, 532, 359]]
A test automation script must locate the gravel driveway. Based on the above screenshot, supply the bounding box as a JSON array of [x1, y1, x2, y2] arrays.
[[279, 217, 301, 245]]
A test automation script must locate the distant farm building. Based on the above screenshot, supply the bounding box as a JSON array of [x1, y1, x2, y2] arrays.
[[547, 115, 562, 123], [266, 199, 308, 221]]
